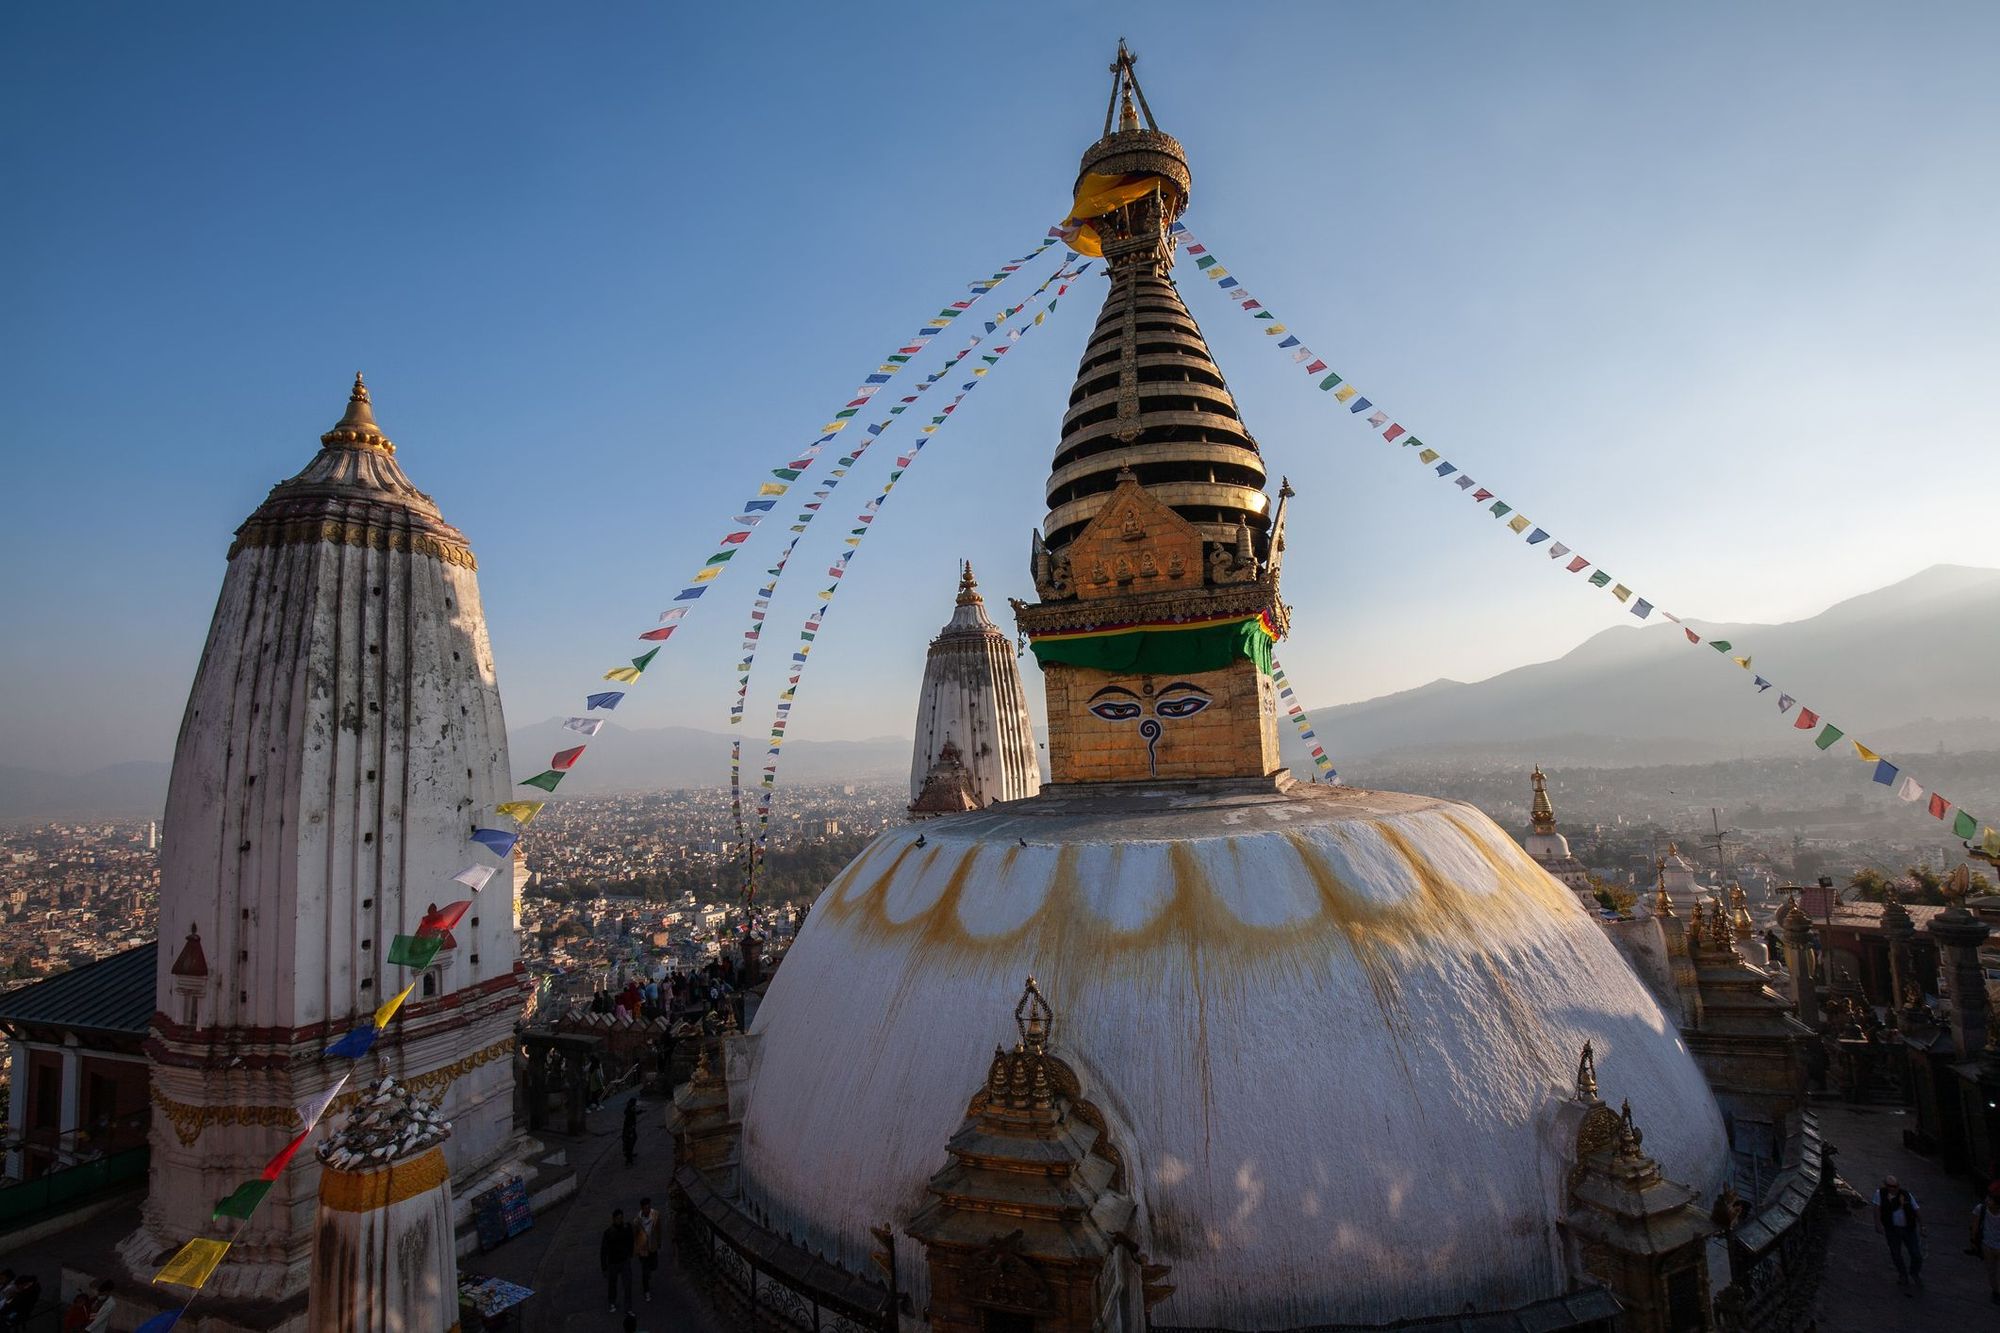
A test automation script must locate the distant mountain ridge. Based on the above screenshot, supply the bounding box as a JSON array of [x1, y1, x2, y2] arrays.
[[8, 566, 1994, 816], [1279, 564, 2000, 769]]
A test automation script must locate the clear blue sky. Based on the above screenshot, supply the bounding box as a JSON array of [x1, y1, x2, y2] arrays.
[[4, 4, 1996, 772]]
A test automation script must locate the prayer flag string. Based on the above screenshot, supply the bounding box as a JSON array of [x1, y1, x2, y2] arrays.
[[1270, 656, 1336, 780], [745, 263, 1092, 887], [1175, 222, 1995, 855]]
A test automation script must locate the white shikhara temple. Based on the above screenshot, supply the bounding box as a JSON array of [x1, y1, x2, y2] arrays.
[[127, 378, 525, 1315], [908, 563, 1041, 817]]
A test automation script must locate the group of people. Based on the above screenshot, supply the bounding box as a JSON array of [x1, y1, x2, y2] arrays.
[[599, 1197, 664, 1324], [588, 961, 742, 1024], [1871, 1173, 2000, 1303], [0, 1273, 115, 1330]]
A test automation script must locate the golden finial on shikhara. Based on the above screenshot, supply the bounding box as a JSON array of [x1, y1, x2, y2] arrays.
[[322, 370, 393, 452], [957, 560, 982, 606], [1530, 765, 1556, 833]]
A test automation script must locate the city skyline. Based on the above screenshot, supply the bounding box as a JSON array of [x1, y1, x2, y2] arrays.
[[6, 5, 1999, 773]]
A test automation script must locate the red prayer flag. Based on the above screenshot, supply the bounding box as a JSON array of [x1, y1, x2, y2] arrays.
[[1684, 628, 1700, 644], [1929, 792, 1951, 819], [419, 900, 473, 936], [261, 1128, 312, 1181], [1382, 425, 1407, 443], [1794, 708, 1819, 731], [1305, 359, 1327, 374], [1565, 557, 1590, 573], [550, 746, 585, 771], [718, 531, 750, 546], [1473, 489, 1494, 502], [638, 626, 675, 641]]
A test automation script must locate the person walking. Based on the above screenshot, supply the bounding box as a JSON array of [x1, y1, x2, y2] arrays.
[[621, 1096, 640, 1167], [1972, 1181, 2000, 1305], [1872, 1175, 1924, 1291], [600, 1206, 636, 1314], [633, 1196, 661, 1302]]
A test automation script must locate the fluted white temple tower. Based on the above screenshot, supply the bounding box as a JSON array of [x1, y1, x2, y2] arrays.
[[908, 562, 1040, 816], [127, 377, 524, 1314]]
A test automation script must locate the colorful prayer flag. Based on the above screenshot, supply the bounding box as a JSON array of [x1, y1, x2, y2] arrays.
[[1813, 724, 1843, 750], [213, 1178, 275, 1220], [517, 770, 564, 792], [1588, 571, 1611, 588], [1549, 542, 1569, 558], [1418, 448, 1440, 464], [550, 746, 585, 771], [386, 934, 444, 968], [563, 717, 603, 736], [1567, 557, 1590, 573], [1953, 810, 1978, 839], [154, 1238, 231, 1290], [1384, 424, 1407, 443], [1898, 776, 1922, 802], [1529, 529, 1551, 545], [1777, 694, 1796, 713], [262, 1126, 313, 1178], [632, 648, 659, 670], [1732, 655, 1752, 669], [1365, 410, 1388, 427], [1853, 741, 1880, 762], [136, 1311, 182, 1333], [1631, 598, 1652, 618], [1929, 792, 1951, 820], [1491, 502, 1513, 518], [1508, 514, 1531, 533], [1685, 629, 1701, 644], [374, 982, 416, 1029], [297, 1072, 350, 1133], [1349, 397, 1374, 413], [1319, 372, 1342, 390], [1436, 462, 1458, 477], [325, 1025, 377, 1060], [1794, 708, 1818, 731], [1709, 640, 1732, 653], [1753, 676, 1773, 692], [469, 828, 519, 857], [585, 692, 623, 710], [1334, 385, 1358, 403], [602, 667, 642, 682], [420, 901, 472, 935], [494, 800, 544, 827], [1473, 489, 1494, 502], [1872, 760, 1898, 787]]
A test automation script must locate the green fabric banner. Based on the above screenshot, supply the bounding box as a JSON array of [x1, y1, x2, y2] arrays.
[[213, 1179, 275, 1221], [1952, 809, 1978, 839], [387, 934, 444, 970], [1813, 724, 1844, 751], [1029, 616, 1273, 676], [519, 769, 565, 792]]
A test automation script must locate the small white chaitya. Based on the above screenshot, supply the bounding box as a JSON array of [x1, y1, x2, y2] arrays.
[[308, 1079, 459, 1333]]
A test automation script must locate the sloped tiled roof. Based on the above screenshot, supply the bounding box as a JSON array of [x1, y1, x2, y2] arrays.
[[0, 942, 155, 1037]]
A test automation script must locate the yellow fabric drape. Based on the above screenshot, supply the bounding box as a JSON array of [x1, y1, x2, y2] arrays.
[[1062, 172, 1169, 257]]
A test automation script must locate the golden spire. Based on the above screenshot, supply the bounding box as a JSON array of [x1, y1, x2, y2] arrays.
[[1530, 765, 1556, 834], [1653, 857, 1674, 917], [956, 560, 981, 606], [1574, 1041, 1599, 1103], [320, 371, 394, 453]]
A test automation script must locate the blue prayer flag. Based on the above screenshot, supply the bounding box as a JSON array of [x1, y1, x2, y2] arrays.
[[1437, 463, 1459, 478], [1278, 336, 1300, 348], [673, 587, 705, 601], [1526, 527, 1550, 543], [1216, 277, 1238, 288], [1752, 676, 1774, 692], [1631, 598, 1653, 619], [916, 327, 939, 337], [1872, 759, 1898, 786], [864, 374, 891, 384], [136, 1314, 183, 1333], [742, 499, 776, 512], [585, 692, 624, 710], [470, 828, 519, 857], [327, 1024, 378, 1059], [1348, 398, 1373, 414]]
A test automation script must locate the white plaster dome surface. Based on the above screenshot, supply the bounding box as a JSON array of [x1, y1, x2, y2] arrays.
[[738, 782, 1728, 1329]]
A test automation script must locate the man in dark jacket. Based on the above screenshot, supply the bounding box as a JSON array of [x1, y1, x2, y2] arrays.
[[1872, 1175, 1923, 1291], [601, 1207, 635, 1313]]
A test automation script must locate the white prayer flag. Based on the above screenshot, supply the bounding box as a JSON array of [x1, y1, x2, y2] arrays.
[[563, 717, 604, 735], [452, 864, 497, 892], [1897, 776, 1923, 803], [658, 608, 688, 625], [297, 1072, 350, 1133]]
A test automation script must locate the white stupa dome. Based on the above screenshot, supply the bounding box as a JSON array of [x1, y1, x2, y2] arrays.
[[736, 781, 1728, 1329]]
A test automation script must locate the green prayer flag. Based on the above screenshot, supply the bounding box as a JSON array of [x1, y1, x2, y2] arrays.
[[519, 769, 565, 792], [770, 468, 801, 480], [1814, 724, 1843, 751], [387, 934, 444, 969], [888, 354, 910, 363], [213, 1179, 275, 1221], [1953, 810, 1978, 839], [1195, 255, 1217, 268], [633, 648, 660, 670], [1319, 372, 1343, 390], [1490, 502, 1512, 518], [1708, 641, 1732, 653], [704, 550, 735, 566], [1588, 571, 1612, 588], [1254, 311, 1275, 319]]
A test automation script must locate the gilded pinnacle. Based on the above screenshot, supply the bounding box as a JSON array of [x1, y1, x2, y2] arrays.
[[321, 370, 394, 453]]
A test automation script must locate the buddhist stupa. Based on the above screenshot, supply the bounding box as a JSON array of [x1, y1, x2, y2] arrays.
[[723, 47, 1730, 1331], [908, 562, 1041, 816]]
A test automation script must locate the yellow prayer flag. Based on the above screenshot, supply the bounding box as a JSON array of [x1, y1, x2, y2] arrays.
[[1853, 741, 1881, 762], [374, 981, 417, 1029], [1983, 826, 2000, 856], [1206, 267, 1228, 279], [843, 538, 861, 546], [1333, 385, 1358, 403], [823, 422, 847, 433], [155, 1237, 231, 1290], [1417, 448, 1440, 464], [495, 801, 544, 827], [691, 568, 721, 583], [1732, 655, 1752, 669], [757, 482, 787, 496], [1263, 324, 1288, 336], [602, 667, 642, 682], [1611, 584, 1632, 602], [1507, 515, 1530, 534]]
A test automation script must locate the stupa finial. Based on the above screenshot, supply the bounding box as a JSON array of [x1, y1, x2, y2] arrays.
[[322, 370, 393, 453], [1530, 765, 1556, 833], [957, 560, 981, 605]]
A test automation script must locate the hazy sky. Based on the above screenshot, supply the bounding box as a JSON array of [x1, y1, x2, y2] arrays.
[[4, 4, 1996, 773]]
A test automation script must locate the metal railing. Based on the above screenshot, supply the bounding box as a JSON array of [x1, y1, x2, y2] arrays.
[[0, 1146, 148, 1231]]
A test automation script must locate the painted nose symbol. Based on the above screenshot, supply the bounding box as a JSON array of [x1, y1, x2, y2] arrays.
[[1139, 718, 1162, 775]]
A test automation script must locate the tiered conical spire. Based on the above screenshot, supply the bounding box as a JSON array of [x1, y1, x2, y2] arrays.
[[1041, 48, 1270, 560], [1530, 765, 1556, 833]]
